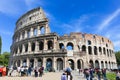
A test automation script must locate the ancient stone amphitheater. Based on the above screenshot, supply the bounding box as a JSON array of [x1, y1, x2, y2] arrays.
[[9, 7, 117, 71]]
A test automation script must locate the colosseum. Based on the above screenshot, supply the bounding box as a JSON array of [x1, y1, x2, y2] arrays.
[[9, 7, 117, 71]]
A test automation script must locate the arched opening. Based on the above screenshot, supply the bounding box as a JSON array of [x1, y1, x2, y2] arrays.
[[23, 59, 27, 67], [47, 40, 53, 50], [107, 49, 109, 57], [89, 60, 94, 68], [105, 61, 108, 69], [17, 60, 20, 67], [95, 60, 99, 68], [30, 59, 34, 68], [103, 47, 106, 55], [59, 43, 64, 49], [99, 47, 102, 54], [46, 58, 52, 71], [40, 26, 45, 34], [88, 46, 92, 55], [38, 59, 42, 67], [39, 41, 44, 50], [77, 59, 83, 69], [101, 61, 104, 69], [88, 40, 91, 45], [25, 43, 28, 52], [31, 42, 35, 51], [57, 58, 63, 71], [82, 45, 86, 52], [68, 59, 74, 70], [19, 45, 22, 53], [27, 30, 30, 38], [94, 46, 97, 55], [67, 42, 74, 50], [33, 28, 37, 36]]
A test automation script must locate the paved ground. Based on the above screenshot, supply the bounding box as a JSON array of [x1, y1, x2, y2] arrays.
[[0, 71, 103, 80]]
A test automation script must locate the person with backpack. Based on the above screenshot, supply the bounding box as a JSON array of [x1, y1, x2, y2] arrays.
[[61, 71, 67, 80]]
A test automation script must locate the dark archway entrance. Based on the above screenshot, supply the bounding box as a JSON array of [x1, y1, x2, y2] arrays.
[[89, 60, 94, 68], [38, 59, 42, 67], [46, 58, 52, 71], [30, 59, 34, 68], [68, 59, 74, 70], [57, 58, 63, 71]]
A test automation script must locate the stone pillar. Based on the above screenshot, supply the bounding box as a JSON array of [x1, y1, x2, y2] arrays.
[[103, 61, 106, 68], [17, 47, 20, 54], [42, 58, 46, 69], [99, 61, 101, 69], [37, 25, 41, 35], [34, 58, 37, 68], [53, 38, 57, 50], [44, 39, 47, 50], [28, 42, 31, 53], [53, 57, 56, 70], [45, 23, 50, 34], [25, 30, 27, 38], [22, 44, 25, 53], [30, 28, 33, 37], [35, 41, 39, 52], [27, 58, 30, 67], [74, 59, 77, 71], [20, 33, 22, 40], [20, 59, 23, 67]]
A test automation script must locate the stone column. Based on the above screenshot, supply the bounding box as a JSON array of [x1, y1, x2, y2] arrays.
[[74, 59, 77, 71], [20, 33, 22, 40], [17, 47, 20, 54], [45, 23, 50, 34], [44, 39, 47, 50], [28, 42, 31, 53], [99, 61, 101, 69], [103, 61, 106, 68], [37, 25, 41, 35], [53, 57, 56, 70], [42, 58, 46, 69], [27, 58, 30, 67], [34, 58, 37, 68], [53, 38, 57, 50], [25, 30, 27, 38], [22, 44, 25, 53], [20, 59, 23, 67], [35, 41, 39, 52], [30, 27, 33, 37]]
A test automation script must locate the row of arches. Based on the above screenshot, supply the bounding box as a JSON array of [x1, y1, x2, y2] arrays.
[[14, 26, 45, 43], [14, 58, 84, 71], [89, 60, 116, 69]]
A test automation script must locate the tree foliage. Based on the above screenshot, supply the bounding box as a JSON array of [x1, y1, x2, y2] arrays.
[[0, 52, 10, 66], [115, 51, 120, 66], [0, 36, 1, 53]]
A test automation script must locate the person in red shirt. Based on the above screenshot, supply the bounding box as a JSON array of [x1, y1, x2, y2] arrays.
[[0, 68, 3, 77]]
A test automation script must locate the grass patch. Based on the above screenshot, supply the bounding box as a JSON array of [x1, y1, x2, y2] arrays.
[[106, 72, 116, 80]]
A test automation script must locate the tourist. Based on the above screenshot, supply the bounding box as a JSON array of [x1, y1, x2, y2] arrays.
[[96, 68, 101, 80], [27, 66, 32, 76], [0, 67, 2, 77], [67, 72, 73, 80], [102, 68, 107, 80], [84, 68, 90, 80], [116, 70, 120, 80], [61, 71, 67, 80], [89, 68, 94, 80], [34, 67, 38, 77], [20, 66, 24, 76], [38, 67, 43, 77]]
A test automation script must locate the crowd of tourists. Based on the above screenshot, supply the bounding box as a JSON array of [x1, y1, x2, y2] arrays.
[[8, 66, 44, 77]]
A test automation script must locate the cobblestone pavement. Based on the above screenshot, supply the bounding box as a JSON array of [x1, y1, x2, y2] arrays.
[[0, 71, 103, 80]]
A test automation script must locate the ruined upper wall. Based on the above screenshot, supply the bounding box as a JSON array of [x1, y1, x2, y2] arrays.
[[15, 7, 47, 32]]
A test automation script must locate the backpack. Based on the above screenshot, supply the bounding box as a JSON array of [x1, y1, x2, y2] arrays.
[[61, 75, 66, 80]]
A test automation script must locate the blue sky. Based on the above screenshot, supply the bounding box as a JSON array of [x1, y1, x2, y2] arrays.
[[0, 0, 120, 53]]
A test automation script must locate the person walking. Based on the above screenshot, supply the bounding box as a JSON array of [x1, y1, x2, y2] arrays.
[[61, 71, 67, 80]]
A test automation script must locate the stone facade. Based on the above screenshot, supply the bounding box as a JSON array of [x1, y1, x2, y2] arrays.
[[9, 7, 117, 71]]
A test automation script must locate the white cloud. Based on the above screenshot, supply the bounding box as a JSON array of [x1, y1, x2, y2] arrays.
[[98, 9, 120, 31], [0, 29, 13, 36], [59, 15, 89, 33], [0, 0, 25, 15]]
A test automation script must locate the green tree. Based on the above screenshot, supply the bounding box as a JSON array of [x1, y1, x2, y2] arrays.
[[115, 51, 120, 66], [0, 52, 10, 66], [0, 36, 2, 54]]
